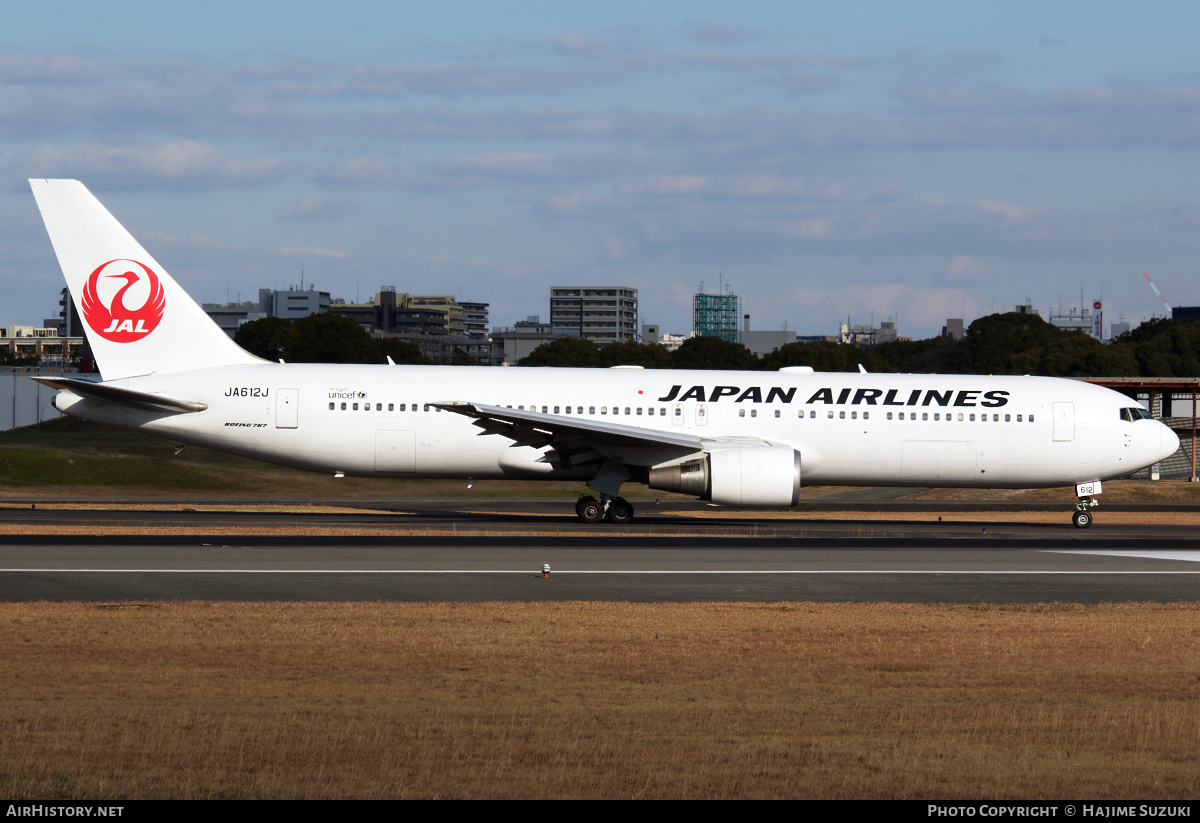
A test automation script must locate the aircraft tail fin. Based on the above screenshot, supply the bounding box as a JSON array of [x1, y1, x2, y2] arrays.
[[30, 179, 263, 380]]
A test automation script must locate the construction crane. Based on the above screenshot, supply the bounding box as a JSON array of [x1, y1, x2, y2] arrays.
[[1143, 272, 1172, 312]]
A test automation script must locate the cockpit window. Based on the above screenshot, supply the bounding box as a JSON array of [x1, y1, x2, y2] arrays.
[[1120, 407, 1152, 422]]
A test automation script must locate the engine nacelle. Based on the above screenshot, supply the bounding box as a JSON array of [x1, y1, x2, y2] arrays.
[[648, 446, 801, 507]]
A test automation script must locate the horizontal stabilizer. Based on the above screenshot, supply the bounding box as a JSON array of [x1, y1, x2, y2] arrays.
[[30, 376, 208, 414]]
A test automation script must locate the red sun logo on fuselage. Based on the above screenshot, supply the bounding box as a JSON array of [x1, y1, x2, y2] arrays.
[[80, 259, 166, 343]]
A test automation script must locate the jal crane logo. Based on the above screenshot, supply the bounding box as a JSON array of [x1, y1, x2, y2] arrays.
[[80, 259, 166, 342]]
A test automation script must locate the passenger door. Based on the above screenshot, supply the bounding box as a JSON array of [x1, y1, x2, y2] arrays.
[[1052, 402, 1075, 442], [276, 388, 299, 429]]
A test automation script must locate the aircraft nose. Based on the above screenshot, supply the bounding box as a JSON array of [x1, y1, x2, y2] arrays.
[[1160, 422, 1181, 462]]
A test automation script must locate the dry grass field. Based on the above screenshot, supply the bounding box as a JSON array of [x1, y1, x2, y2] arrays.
[[2, 601, 1198, 799]]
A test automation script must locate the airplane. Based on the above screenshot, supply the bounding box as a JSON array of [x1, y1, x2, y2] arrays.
[[28, 179, 1180, 528]]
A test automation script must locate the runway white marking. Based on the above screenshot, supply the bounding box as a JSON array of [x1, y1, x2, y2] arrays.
[[5, 569, 1200, 575], [1043, 550, 1200, 563]]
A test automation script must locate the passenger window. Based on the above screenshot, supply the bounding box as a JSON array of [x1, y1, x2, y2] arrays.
[[376, 403, 382, 411], [969, 413, 975, 421], [993, 414, 999, 422], [957, 413, 963, 421], [839, 411, 845, 419], [922, 413, 928, 421], [774, 410, 780, 418], [601, 406, 607, 414], [388, 403, 394, 411], [625, 407, 631, 415], [542, 406, 548, 414], [341, 402, 346, 410], [674, 407, 681, 417], [1017, 414, 1022, 422], [863, 411, 869, 420], [1029, 414, 1035, 422], [589, 406, 595, 414], [554, 406, 560, 414], [887, 412, 893, 420], [827, 411, 834, 419], [1005, 414, 1011, 422], [751, 409, 757, 418], [851, 411, 857, 419], [933, 413, 940, 421], [898, 412, 904, 420], [353, 403, 359, 410], [637, 408, 642, 415], [577, 407, 583, 414], [328, 402, 334, 410], [739, 409, 745, 418], [424, 404, 431, 412]]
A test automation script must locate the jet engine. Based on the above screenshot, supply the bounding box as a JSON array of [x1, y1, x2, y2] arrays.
[[647, 446, 801, 507]]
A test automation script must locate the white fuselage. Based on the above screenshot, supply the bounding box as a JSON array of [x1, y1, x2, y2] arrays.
[[53, 364, 1178, 490]]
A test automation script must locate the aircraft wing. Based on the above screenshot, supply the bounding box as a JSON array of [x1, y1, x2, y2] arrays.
[[432, 400, 706, 466], [30, 376, 208, 414]]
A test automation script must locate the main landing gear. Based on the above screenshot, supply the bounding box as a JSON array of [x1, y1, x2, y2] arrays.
[[575, 494, 634, 525], [1072, 480, 1101, 529]]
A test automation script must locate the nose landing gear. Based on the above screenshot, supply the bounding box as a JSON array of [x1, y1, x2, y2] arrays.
[[1073, 480, 1101, 529]]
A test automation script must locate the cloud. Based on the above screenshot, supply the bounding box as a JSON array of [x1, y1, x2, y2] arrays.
[[17, 141, 288, 190], [943, 255, 990, 284], [275, 195, 356, 221], [273, 246, 347, 258], [678, 21, 760, 44], [316, 157, 403, 186]]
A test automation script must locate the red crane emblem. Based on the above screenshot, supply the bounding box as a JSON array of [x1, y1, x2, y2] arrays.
[[80, 259, 166, 343]]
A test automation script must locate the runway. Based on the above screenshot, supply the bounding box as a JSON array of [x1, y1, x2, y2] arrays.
[[3, 528, 1200, 603]]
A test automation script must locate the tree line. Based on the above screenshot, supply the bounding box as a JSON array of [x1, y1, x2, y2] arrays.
[[521, 312, 1200, 376], [230, 311, 1199, 377]]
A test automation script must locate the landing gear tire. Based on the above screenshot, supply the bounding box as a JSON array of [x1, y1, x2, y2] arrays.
[[576, 496, 603, 524], [605, 497, 634, 525], [1072, 509, 1093, 529]]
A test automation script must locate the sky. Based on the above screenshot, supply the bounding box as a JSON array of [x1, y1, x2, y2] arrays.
[[4, 0, 1200, 340]]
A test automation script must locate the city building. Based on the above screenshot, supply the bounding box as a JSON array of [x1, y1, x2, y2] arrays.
[[550, 286, 638, 344], [490, 317, 568, 365], [258, 286, 331, 320], [0, 326, 85, 369], [56, 287, 82, 338], [840, 320, 899, 347], [1048, 299, 1103, 340], [942, 319, 965, 341], [202, 301, 266, 337], [741, 314, 797, 357], [461, 302, 490, 339], [1172, 306, 1200, 325], [203, 286, 330, 337]]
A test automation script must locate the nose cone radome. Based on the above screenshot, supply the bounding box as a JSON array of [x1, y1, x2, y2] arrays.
[[1160, 422, 1181, 462]]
